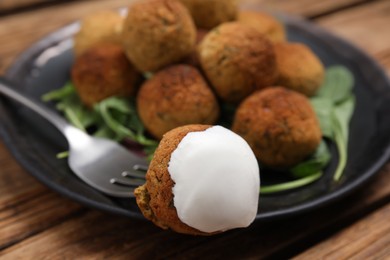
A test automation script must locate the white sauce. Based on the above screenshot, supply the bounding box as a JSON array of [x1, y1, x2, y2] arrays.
[[168, 126, 260, 233]]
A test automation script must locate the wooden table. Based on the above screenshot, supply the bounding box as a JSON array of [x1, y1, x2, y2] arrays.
[[1, 0, 390, 258]]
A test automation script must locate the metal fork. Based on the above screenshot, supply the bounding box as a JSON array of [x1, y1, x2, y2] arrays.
[[0, 78, 147, 198]]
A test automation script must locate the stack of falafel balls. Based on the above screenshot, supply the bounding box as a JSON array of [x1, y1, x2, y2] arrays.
[[71, 0, 324, 170]]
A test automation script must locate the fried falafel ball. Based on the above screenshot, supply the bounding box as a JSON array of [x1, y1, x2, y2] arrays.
[[122, 0, 196, 72], [232, 87, 322, 168], [137, 65, 219, 139], [178, 0, 238, 29], [135, 124, 213, 235], [71, 43, 139, 107], [275, 43, 325, 97], [135, 124, 259, 235], [198, 22, 278, 104], [73, 10, 123, 56], [238, 11, 286, 43]]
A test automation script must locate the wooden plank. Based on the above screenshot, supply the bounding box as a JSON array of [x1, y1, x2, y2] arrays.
[[244, 0, 370, 17], [294, 202, 390, 259], [0, 192, 83, 249], [1, 165, 389, 259], [316, 0, 390, 74], [0, 141, 84, 249], [0, 0, 53, 11]]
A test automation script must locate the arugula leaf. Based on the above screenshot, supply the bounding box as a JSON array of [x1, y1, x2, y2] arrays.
[[43, 83, 96, 131], [43, 82, 158, 159], [94, 97, 158, 148], [42, 82, 75, 101]]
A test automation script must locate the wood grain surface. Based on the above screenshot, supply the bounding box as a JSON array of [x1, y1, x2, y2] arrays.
[[0, 0, 389, 258], [295, 202, 390, 259]]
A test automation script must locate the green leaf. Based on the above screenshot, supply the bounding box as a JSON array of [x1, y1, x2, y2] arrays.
[[316, 65, 354, 104], [291, 140, 331, 178], [309, 65, 356, 182], [143, 72, 154, 79], [43, 82, 97, 131], [94, 97, 158, 153], [42, 82, 76, 101], [260, 172, 323, 194], [332, 95, 356, 181], [310, 97, 334, 138], [42, 82, 158, 160], [56, 151, 69, 159]]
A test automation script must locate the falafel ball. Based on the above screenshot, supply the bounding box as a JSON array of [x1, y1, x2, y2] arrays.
[[122, 0, 196, 72], [73, 10, 123, 56], [178, 0, 238, 29], [232, 87, 322, 168], [238, 11, 286, 43], [137, 65, 219, 139], [198, 22, 278, 104], [275, 42, 325, 97], [135, 124, 259, 235], [71, 43, 139, 107], [135, 124, 213, 235]]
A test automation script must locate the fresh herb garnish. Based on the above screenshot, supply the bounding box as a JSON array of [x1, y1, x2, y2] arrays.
[[290, 140, 331, 178], [43, 83, 158, 159], [260, 172, 323, 194], [310, 66, 355, 181]]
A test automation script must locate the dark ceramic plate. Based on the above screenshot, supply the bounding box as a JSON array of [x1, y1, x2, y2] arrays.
[[1, 13, 390, 221]]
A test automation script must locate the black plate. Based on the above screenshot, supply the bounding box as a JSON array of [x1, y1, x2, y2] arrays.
[[1, 13, 390, 221]]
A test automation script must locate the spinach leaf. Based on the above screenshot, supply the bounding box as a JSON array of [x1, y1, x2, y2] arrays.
[[310, 97, 334, 139], [291, 140, 331, 178], [332, 95, 355, 181], [289, 65, 356, 186], [260, 172, 323, 194], [316, 65, 354, 104]]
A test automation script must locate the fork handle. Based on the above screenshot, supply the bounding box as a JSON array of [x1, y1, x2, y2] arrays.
[[0, 77, 72, 134]]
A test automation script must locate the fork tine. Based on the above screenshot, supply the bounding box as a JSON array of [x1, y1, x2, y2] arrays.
[[110, 177, 145, 187], [133, 164, 148, 172], [122, 170, 146, 179]]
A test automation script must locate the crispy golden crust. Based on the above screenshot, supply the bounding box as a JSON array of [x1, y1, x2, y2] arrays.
[[178, 0, 238, 29], [134, 124, 216, 235], [198, 22, 278, 104], [232, 87, 322, 168], [238, 11, 286, 43], [137, 65, 219, 139], [122, 0, 196, 72], [71, 43, 139, 107], [73, 10, 124, 57], [275, 43, 325, 97]]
